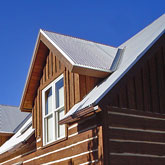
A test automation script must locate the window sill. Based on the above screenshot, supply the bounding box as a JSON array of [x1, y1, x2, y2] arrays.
[[41, 136, 67, 149]]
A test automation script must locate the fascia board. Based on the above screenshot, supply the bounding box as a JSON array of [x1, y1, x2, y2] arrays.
[[19, 30, 41, 111]]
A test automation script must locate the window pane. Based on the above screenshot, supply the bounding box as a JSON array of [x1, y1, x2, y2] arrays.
[[45, 115, 53, 143], [57, 109, 65, 138], [45, 87, 52, 115], [55, 78, 64, 108]]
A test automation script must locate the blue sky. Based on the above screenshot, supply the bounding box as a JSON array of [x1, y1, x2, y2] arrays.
[[0, 0, 164, 106]]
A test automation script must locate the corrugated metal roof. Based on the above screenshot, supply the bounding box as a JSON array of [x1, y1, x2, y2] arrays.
[[42, 30, 118, 71], [0, 105, 29, 133], [0, 115, 34, 154], [62, 14, 165, 120]]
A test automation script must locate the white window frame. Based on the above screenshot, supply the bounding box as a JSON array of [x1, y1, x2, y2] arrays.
[[42, 74, 65, 145]]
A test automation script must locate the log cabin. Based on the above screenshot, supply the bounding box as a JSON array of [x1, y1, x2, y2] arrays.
[[0, 14, 164, 164]]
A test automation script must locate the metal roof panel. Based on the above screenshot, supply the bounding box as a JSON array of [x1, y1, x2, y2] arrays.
[[0, 105, 29, 133], [42, 30, 118, 71]]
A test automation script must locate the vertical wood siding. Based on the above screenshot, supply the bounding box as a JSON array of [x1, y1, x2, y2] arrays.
[[101, 43, 165, 114], [32, 49, 100, 141]]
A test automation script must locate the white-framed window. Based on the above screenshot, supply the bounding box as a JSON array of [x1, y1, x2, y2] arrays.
[[42, 74, 65, 145]]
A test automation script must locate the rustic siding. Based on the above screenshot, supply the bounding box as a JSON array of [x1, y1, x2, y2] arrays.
[[0, 115, 103, 165], [102, 106, 165, 165], [0, 135, 36, 164], [101, 39, 165, 114]]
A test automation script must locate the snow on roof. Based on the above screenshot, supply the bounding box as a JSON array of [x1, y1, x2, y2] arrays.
[[0, 105, 29, 133], [62, 14, 165, 120], [0, 115, 34, 154], [41, 30, 118, 72]]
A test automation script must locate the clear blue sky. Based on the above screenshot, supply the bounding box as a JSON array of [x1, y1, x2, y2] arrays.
[[0, 0, 164, 106]]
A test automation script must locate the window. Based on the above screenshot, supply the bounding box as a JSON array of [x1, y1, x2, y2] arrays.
[[42, 74, 65, 145]]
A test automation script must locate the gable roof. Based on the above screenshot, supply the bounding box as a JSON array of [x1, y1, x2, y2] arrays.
[[60, 14, 165, 124], [0, 115, 34, 155], [20, 26, 122, 111], [0, 105, 29, 134]]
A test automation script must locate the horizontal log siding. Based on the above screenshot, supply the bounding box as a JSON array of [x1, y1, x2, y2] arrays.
[[105, 106, 165, 165], [0, 135, 36, 165], [0, 125, 103, 165], [68, 115, 100, 137]]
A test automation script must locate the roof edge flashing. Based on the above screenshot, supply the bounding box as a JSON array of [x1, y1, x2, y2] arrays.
[[73, 63, 111, 73], [110, 47, 126, 72], [40, 30, 75, 65]]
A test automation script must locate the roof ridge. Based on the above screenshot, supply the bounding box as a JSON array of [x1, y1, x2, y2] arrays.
[[42, 29, 117, 48]]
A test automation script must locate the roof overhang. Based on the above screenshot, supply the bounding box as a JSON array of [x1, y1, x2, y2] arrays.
[[20, 32, 49, 112]]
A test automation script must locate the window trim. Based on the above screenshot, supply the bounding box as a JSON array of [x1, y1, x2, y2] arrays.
[[42, 74, 65, 146]]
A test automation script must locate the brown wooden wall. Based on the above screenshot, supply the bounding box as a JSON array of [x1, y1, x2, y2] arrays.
[[99, 36, 165, 165], [32, 48, 100, 142], [102, 106, 165, 165], [100, 36, 165, 114]]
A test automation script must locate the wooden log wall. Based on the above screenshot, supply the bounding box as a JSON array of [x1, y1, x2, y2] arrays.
[[0, 115, 103, 165], [102, 106, 165, 165], [0, 134, 36, 164], [32, 49, 100, 144], [100, 39, 165, 114]]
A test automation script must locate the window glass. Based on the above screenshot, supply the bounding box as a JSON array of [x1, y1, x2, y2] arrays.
[[45, 87, 52, 115], [46, 115, 53, 143], [57, 109, 65, 138], [55, 79, 64, 108]]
